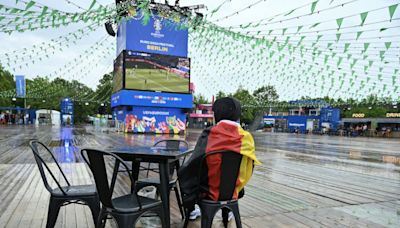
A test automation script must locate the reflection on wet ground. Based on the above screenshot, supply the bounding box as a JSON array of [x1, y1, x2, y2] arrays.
[[0, 125, 399, 227]]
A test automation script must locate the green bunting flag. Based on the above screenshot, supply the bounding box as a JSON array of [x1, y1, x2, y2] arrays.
[[311, 1, 318, 14], [380, 51, 385, 61], [351, 59, 358, 69], [360, 12, 368, 26], [389, 4, 398, 21], [363, 43, 370, 53], [356, 31, 363, 40], [310, 23, 320, 29], [336, 33, 341, 42], [25, 1, 35, 11], [380, 28, 387, 32], [336, 18, 343, 30], [337, 57, 343, 67], [298, 36, 305, 45], [296, 26, 303, 34], [385, 42, 391, 50], [39, 6, 48, 17], [344, 43, 350, 53], [284, 9, 296, 16], [88, 0, 97, 10]]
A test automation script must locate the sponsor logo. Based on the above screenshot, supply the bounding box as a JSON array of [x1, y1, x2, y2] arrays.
[[151, 19, 164, 38]]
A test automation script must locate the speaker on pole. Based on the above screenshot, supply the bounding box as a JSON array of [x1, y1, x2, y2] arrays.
[[105, 21, 116, 36]]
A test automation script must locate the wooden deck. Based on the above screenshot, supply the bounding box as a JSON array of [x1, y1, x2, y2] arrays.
[[0, 125, 399, 227]]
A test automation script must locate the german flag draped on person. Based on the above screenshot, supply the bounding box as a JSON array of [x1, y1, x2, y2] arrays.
[[178, 97, 261, 211]]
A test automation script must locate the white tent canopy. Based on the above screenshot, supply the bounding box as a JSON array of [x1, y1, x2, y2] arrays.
[[35, 109, 60, 126]]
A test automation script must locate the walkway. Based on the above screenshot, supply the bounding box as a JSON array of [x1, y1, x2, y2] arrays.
[[0, 125, 399, 227]]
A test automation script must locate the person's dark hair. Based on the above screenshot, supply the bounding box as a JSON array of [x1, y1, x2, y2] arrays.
[[212, 97, 241, 123]]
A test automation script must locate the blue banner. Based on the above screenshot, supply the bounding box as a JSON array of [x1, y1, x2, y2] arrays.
[[117, 11, 188, 57], [111, 90, 193, 109], [124, 106, 186, 134], [15, 75, 26, 98]]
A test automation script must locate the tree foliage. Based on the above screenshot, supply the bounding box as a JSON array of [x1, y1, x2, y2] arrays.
[[0, 64, 113, 123], [193, 94, 210, 105], [253, 85, 279, 106]]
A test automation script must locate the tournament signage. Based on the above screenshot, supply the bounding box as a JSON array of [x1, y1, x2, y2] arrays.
[[15, 75, 26, 98], [111, 90, 192, 109], [117, 11, 188, 57]]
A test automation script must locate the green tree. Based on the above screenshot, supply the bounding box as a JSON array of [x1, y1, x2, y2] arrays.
[[94, 73, 113, 114], [215, 91, 228, 100], [0, 65, 15, 107], [253, 85, 279, 110], [232, 87, 256, 124], [193, 94, 210, 105]]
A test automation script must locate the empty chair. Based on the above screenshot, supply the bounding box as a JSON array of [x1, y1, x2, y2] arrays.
[[136, 139, 189, 219], [82, 149, 166, 228], [29, 140, 100, 228]]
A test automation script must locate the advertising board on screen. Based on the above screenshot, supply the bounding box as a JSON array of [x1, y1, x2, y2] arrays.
[[124, 106, 186, 134], [116, 10, 188, 57], [124, 51, 190, 93]]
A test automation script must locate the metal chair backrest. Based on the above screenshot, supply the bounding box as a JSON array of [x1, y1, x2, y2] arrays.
[[29, 140, 71, 195], [82, 149, 142, 210], [198, 150, 243, 201], [154, 139, 189, 175], [153, 139, 189, 151]]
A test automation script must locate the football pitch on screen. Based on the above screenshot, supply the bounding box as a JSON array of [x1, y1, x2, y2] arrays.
[[125, 68, 188, 93]]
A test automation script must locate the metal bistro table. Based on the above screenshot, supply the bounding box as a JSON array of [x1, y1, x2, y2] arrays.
[[104, 145, 194, 228]]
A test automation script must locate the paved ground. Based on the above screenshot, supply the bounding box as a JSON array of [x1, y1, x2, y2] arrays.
[[0, 125, 399, 227]]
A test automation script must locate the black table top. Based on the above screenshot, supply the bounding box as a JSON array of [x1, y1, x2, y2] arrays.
[[101, 145, 194, 160]]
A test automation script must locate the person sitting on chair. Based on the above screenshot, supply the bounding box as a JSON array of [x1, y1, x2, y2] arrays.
[[178, 97, 261, 220]]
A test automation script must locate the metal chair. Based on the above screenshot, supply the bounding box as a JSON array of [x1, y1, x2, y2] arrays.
[[184, 150, 245, 228], [28, 140, 100, 228], [82, 149, 166, 228], [136, 139, 189, 220]]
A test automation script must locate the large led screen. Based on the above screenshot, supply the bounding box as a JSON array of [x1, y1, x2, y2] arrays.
[[124, 51, 190, 93], [113, 53, 124, 93]]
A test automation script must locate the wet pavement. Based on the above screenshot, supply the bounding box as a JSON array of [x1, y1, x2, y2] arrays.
[[0, 125, 399, 227]]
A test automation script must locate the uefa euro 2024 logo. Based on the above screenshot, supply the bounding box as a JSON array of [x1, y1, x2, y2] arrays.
[[151, 19, 164, 38], [154, 19, 162, 33]]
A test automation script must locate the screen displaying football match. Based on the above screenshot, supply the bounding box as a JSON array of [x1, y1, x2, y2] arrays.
[[113, 53, 124, 93], [124, 51, 190, 93]]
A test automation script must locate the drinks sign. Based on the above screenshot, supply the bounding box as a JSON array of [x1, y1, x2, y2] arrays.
[[386, 113, 400, 118]]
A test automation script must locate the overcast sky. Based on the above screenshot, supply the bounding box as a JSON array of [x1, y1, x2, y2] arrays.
[[0, 0, 399, 101]]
